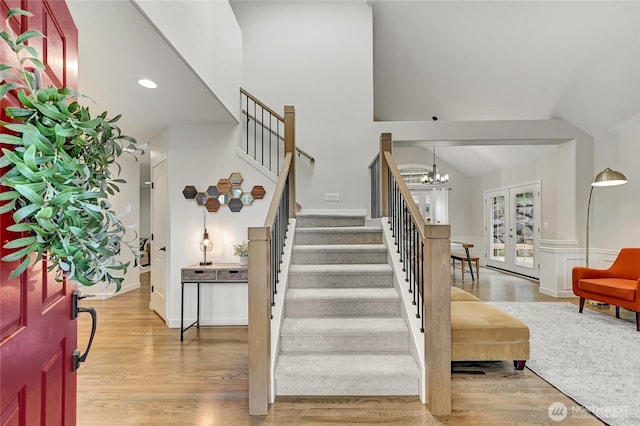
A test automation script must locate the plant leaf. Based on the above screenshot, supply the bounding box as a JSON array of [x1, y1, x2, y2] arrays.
[[15, 30, 43, 45], [3, 236, 37, 249], [12, 203, 39, 222], [7, 8, 33, 19], [0, 199, 16, 214], [23, 144, 37, 170], [1, 244, 34, 262], [15, 183, 44, 205], [7, 256, 32, 279]]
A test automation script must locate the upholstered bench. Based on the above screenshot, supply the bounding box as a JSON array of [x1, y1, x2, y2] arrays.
[[450, 286, 480, 301], [450, 287, 530, 370]]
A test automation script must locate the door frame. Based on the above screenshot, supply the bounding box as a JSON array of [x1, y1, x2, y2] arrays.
[[484, 181, 541, 279], [150, 156, 168, 321]]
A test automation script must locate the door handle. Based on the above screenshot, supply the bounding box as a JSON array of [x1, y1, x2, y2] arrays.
[[72, 289, 97, 371], [159, 246, 167, 252]]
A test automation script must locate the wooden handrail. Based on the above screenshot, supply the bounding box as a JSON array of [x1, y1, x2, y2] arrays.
[[295, 146, 315, 163], [241, 87, 285, 122], [264, 153, 292, 227]]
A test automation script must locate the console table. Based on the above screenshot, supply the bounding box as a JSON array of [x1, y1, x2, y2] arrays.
[[180, 263, 248, 341]]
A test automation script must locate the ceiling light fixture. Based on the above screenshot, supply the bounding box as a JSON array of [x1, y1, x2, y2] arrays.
[[138, 79, 157, 89], [421, 146, 449, 184]]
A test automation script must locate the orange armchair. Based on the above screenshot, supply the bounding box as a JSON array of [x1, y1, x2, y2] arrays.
[[572, 248, 640, 331]]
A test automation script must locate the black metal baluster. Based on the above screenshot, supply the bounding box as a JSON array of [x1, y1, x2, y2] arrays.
[[420, 240, 425, 332]]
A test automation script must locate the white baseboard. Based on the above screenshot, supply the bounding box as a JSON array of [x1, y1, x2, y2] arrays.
[[166, 317, 248, 328], [79, 281, 141, 300]]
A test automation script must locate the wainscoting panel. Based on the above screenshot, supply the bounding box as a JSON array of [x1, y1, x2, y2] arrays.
[[539, 240, 619, 298]]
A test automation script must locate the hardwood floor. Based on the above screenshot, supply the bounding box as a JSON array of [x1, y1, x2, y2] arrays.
[[77, 268, 608, 425]]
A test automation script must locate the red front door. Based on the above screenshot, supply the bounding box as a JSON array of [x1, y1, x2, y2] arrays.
[[0, 1, 78, 425]]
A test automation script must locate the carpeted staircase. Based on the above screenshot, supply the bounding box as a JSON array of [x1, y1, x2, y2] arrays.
[[275, 209, 419, 396]]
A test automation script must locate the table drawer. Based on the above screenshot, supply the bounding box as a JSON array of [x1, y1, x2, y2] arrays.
[[217, 269, 248, 281], [182, 269, 217, 281]]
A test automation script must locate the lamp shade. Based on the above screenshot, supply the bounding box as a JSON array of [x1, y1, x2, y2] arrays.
[[592, 168, 627, 187]]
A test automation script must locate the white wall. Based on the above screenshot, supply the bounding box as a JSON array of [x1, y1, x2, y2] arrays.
[[233, 1, 377, 210], [164, 124, 276, 326], [591, 113, 640, 250], [135, 0, 242, 121]]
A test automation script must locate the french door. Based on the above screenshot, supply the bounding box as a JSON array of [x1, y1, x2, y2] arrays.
[[485, 182, 540, 278]]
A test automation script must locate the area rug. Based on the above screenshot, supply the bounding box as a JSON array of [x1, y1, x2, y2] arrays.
[[488, 302, 639, 425]]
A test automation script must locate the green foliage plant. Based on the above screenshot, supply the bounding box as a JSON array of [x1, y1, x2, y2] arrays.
[[233, 241, 248, 257], [0, 8, 139, 290]]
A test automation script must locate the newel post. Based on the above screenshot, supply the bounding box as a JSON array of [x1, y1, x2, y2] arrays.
[[423, 224, 452, 415], [284, 105, 296, 219], [380, 133, 392, 217], [248, 226, 271, 415]]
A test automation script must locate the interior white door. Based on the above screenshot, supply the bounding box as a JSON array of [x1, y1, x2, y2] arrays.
[[150, 158, 168, 321], [486, 183, 540, 278]]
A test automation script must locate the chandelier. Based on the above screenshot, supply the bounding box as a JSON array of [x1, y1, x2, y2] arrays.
[[420, 146, 449, 184]]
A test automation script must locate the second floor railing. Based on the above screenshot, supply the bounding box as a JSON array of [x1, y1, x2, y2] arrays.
[[376, 133, 452, 416], [241, 88, 313, 176]]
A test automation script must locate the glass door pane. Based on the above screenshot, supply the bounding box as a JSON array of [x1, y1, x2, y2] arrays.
[[513, 190, 535, 269], [490, 194, 506, 263]]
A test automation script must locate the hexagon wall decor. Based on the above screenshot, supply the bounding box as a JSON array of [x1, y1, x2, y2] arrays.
[[195, 192, 208, 205], [228, 198, 243, 212], [205, 197, 221, 212], [251, 185, 266, 199], [217, 178, 232, 194], [182, 186, 197, 199], [182, 173, 266, 213]]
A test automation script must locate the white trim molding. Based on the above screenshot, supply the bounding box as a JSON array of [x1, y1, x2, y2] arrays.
[[538, 240, 620, 298]]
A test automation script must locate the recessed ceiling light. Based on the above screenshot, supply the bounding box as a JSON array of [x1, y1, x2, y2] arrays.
[[138, 79, 157, 89]]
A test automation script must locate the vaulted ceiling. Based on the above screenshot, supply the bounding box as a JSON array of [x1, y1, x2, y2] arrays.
[[66, 1, 640, 179], [372, 0, 640, 138]]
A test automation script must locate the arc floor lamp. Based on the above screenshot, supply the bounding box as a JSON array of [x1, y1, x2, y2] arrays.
[[586, 167, 627, 267]]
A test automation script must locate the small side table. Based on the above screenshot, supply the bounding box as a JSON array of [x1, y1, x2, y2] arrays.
[[180, 263, 248, 341]]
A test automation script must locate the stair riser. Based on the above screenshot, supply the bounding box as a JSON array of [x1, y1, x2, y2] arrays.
[[297, 217, 365, 228], [285, 301, 399, 317], [280, 334, 409, 353], [288, 273, 392, 289], [276, 376, 419, 396], [292, 251, 387, 264], [295, 231, 382, 245]]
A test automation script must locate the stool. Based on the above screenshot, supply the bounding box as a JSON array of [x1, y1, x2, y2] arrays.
[[451, 252, 479, 281]]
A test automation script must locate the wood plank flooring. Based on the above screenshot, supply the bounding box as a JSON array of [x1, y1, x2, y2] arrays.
[[77, 268, 610, 425]]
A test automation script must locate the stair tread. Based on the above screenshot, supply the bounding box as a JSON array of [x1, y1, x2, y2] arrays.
[[286, 288, 400, 301], [293, 244, 387, 251], [276, 353, 418, 376], [296, 226, 382, 233], [281, 317, 408, 335], [289, 264, 392, 274], [297, 209, 367, 218]]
